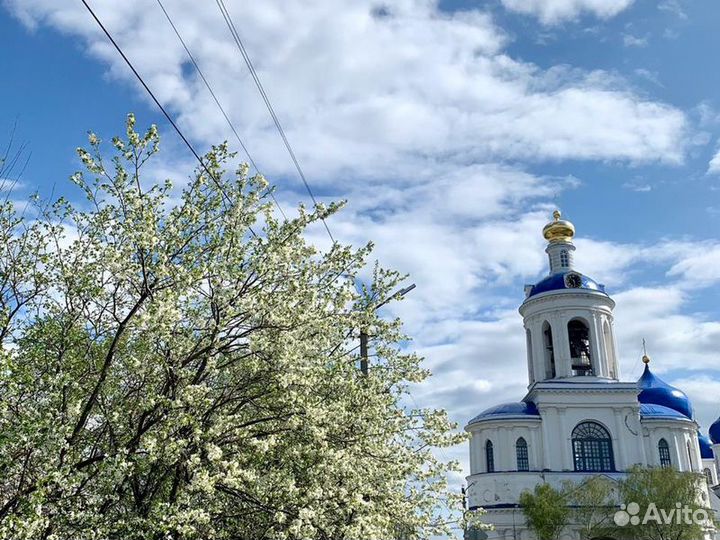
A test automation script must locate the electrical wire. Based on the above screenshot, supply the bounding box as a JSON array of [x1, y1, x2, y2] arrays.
[[154, 0, 287, 221], [214, 0, 335, 244], [79, 0, 260, 237]]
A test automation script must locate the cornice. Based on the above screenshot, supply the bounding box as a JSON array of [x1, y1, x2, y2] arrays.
[[519, 290, 615, 314], [465, 416, 542, 431]]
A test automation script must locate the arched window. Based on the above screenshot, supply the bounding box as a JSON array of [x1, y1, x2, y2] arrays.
[[485, 440, 494, 473], [542, 321, 556, 379], [568, 319, 593, 376], [560, 249, 569, 267], [704, 468, 713, 486], [572, 421, 615, 472], [658, 438, 671, 468], [516, 437, 529, 471]]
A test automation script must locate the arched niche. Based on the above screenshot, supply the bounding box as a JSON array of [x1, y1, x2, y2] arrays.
[[542, 320, 555, 379], [568, 318, 593, 376]]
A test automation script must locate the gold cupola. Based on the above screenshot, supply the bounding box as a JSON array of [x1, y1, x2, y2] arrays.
[[542, 210, 575, 243]]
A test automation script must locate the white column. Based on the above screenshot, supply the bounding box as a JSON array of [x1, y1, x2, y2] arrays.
[[713, 444, 720, 475], [499, 427, 510, 470], [531, 321, 547, 381], [688, 433, 702, 473], [670, 432, 684, 471], [554, 315, 571, 377], [469, 435, 477, 473], [609, 321, 620, 379], [613, 410, 627, 470], [526, 328, 534, 385], [590, 313, 605, 377], [559, 408, 572, 470], [531, 426, 541, 470], [540, 407, 555, 470]]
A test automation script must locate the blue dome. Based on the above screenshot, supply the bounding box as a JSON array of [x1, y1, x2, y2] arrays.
[[710, 418, 720, 444], [468, 401, 539, 424], [528, 272, 606, 298], [637, 364, 693, 419], [639, 403, 690, 420], [699, 433, 714, 459]]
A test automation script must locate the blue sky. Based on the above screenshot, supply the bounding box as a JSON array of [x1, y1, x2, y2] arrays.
[[3, 0, 720, 499], [4, 1, 720, 241]]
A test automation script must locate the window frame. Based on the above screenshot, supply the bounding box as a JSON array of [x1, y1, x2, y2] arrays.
[[571, 421, 615, 472], [658, 438, 671, 468], [485, 440, 495, 473], [559, 249, 569, 267], [516, 437, 529, 471]]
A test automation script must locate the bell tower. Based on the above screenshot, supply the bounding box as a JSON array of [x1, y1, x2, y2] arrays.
[[519, 211, 619, 386]]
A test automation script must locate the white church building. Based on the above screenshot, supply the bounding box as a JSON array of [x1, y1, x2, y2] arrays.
[[465, 211, 720, 539]]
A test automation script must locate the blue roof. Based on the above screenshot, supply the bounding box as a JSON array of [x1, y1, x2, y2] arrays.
[[699, 433, 714, 459], [637, 364, 693, 419], [468, 401, 540, 424], [710, 417, 720, 444], [639, 403, 690, 420], [528, 272, 606, 298]]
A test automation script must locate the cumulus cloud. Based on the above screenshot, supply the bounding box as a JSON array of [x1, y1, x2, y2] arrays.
[[670, 376, 720, 433], [4, 0, 687, 182], [1, 0, 705, 490], [501, 0, 635, 25], [708, 146, 720, 174], [623, 34, 648, 47], [658, 0, 688, 20]]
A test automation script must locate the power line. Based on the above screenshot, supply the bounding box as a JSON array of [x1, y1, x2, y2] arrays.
[[154, 0, 287, 221], [79, 0, 259, 237], [214, 0, 335, 244]]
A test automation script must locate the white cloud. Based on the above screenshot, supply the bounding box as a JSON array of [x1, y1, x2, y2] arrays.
[[634, 68, 663, 88], [501, 0, 635, 25], [622, 181, 652, 191], [4, 0, 688, 181], [658, 0, 688, 20], [708, 146, 720, 175], [623, 33, 648, 47], [664, 241, 720, 286], [1, 0, 707, 496], [0, 179, 26, 192], [670, 376, 720, 432]]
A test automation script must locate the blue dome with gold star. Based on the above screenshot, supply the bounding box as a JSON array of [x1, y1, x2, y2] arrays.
[[637, 358, 693, 419]]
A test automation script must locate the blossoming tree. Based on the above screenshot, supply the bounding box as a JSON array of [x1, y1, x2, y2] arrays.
[[0, 115, 475, 540]]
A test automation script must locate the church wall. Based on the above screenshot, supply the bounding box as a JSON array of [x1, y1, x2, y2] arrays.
[[467, 419, 542, 475], [641, 422, 699, 470], [703, 458, 717, 486], [521, 292, 616, 383], [466, 470, 627, 510]]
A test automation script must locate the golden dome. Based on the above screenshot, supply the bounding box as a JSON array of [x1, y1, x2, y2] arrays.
[[642, 354, 651, 364], [542, 210, 575, 243]]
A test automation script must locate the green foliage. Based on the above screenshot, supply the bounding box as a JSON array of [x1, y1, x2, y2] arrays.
[[521, 467, 713, 540], [614, 465, 713, 540], [562, 476, 617, 540], [0, 114, 473, 539], [519, 483, 570, 540]]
